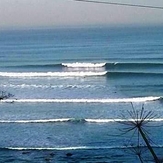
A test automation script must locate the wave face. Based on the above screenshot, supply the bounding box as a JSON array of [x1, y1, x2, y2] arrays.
[[1, 96, 161, 103], [108, 71, 163, 77], [62, 62, 106, 68], [0, 71, 107, 77]]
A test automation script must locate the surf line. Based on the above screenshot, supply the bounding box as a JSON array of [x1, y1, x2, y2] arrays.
[[3, 146, 132, 151], [0, 71, 107, 77], [5, 145, 163, 151], [62, 62, 106, 68], [1, 118, 163, 124], [1, 96, 161, 103]]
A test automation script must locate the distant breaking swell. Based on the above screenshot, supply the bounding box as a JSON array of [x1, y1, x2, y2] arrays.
[[3, 145, 163, 151], [0, 118, 163, 124], [1, 97, 161, 103]]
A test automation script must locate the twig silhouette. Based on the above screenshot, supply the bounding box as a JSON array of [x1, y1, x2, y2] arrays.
[[118, 103, 160, 163]]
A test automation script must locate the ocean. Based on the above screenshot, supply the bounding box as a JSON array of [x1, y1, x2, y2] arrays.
[[0, 26, 163, 162]]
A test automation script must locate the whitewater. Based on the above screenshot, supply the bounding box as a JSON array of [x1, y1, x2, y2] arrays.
[[1, 96, 161, 103]]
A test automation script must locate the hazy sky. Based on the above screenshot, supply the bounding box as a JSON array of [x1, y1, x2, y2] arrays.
[[0, 0, 163, 29]]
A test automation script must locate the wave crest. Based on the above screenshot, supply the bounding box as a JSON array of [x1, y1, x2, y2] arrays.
[[4, 145, 163, 151], [62, 62, 106, 68], [0, 71, 107, 77], [0, 118, 163, 124], [1, 96, 161, 103]]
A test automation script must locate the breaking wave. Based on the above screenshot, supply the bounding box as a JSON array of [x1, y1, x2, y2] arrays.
[[0, 71, 107, 77], [4, 145, 163, 151], [1, 96, 161, 103], [0, 118, 163, 124], [5, 62, 163, 69], [62, 62, 106, 68], [1, 71, 162, 78]]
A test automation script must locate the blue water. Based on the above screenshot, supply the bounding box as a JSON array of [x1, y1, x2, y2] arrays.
[[0, 26, 163, 162]]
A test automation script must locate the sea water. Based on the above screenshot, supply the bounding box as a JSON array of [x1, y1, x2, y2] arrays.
[[0, 26, 163, 162]]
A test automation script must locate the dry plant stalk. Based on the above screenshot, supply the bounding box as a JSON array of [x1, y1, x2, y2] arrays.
[[119, 103, 160, 163]]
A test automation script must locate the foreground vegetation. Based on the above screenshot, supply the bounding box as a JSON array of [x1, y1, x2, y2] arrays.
[[119, 104, 162, 163]]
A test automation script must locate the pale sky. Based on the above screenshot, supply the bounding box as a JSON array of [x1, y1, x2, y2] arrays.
[[0, 0, 163, 29]]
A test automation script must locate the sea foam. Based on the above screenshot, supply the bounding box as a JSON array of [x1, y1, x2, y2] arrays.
[[5, 145, 163, 151]]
